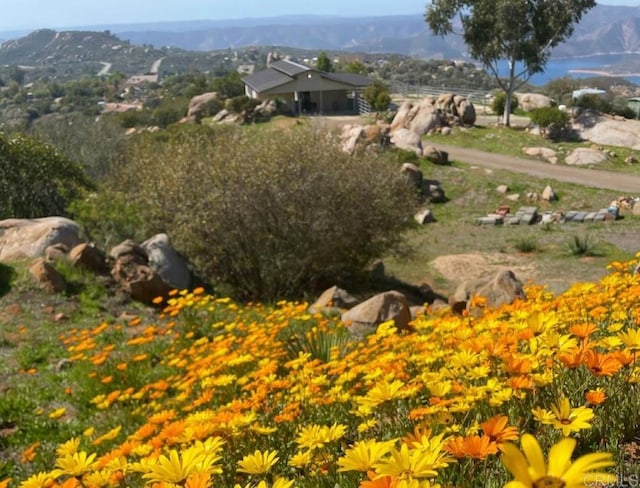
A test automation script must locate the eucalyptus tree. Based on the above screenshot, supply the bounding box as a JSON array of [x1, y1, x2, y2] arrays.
[[425, 0, 596, 126]]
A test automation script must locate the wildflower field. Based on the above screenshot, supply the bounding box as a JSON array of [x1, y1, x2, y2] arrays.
[[5, 257, 640, 488]]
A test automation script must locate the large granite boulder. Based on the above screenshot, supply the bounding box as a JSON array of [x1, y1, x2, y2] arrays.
[[565, 148, 609, 166], [341, 290, 412, 337], [450, 269, 526, 314], [574, 110, 640, 149], [184, 92, 220, 121], [0, 217, 82, 261], [517, 93, 555, 112], [141, 233, 191, 290], [308, 285, 359, 315], [390, 128, 423, 156], [29, 258, 66, 293]]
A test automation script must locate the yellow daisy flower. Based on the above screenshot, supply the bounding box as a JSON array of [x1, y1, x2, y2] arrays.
[[501, 434, 616, 488]]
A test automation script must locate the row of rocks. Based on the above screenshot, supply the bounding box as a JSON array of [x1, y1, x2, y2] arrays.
[[476, 205, 619, 226], [0, 217, 191, 304], [309, 268, 526, 336]]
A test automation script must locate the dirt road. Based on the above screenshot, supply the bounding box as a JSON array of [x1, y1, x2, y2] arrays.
[[435, 143, 640, 193]]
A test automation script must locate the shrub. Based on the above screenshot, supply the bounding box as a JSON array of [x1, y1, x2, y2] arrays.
[[575, 93, 611, 114], [0, 132, 93, 219], [565, 234, 603, 257], [118, 125, 415, 300], [491, 90, 518, 115], [362, 79, 391, 112], [225, 95, 260, 115], [30, 113, 127, 180], [513, 235, 539, 253], [529, 107, 570, 139]]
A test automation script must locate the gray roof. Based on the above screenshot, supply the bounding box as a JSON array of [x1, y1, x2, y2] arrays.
[[270, 59, 311, 77], [323, 72, 372, 87], [242, 67, 293, 92], [243, 58, 372, 93]]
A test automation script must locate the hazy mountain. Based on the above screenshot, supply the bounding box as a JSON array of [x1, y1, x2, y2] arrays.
[[107, 5, 640, 59], [2, 4, 640, 79]]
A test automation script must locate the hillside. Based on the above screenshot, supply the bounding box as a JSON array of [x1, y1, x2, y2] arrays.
[[0, 29, 239, 80]]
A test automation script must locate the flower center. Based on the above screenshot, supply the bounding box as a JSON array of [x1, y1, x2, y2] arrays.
[[533, 476, 566, 488]]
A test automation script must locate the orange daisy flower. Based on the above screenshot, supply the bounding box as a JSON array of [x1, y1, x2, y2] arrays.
[[445, 435, 498, 459], [583, 350, 623, 376], [480, 415, 519, 445]]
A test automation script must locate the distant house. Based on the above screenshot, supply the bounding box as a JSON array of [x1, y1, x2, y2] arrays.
[[242, 59, 372, 115]]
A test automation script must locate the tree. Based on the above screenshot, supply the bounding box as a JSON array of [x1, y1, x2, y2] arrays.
[[425, 0, 596, 126], [316, 51, 333, 73], [362, 79, 392, 112], [344, 60, 368, 76]]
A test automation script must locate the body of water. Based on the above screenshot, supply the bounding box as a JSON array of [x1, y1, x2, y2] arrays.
[[496, 53, 640, 86]]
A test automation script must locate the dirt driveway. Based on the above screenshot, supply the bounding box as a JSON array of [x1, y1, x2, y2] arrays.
[[434, 143, 640, 193]]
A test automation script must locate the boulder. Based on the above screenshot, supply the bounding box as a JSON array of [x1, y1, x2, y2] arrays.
[[420, 179, 447, 203], [450, 269, 526, 314], [456, 98, 476, 125], [516, 93, 554, 112], [574, 110, 640, 149], [408, 99, 444, 135], [422, 146, 449, 165], [253, 99, 278, 119], [110, 240, 148, 265], [565, 148, 609, 166], [541, 185, 557, 202], [111, 259, 172, 305], [0, 217, 82, 262], [390, 128, 423, 156], [185, 92, 219, 121], [69, 243, 108, 274], [414, 209, 436, 225], [29, 258, 66, 293], [522, 147, 558, 164], [340, 124, 365, 154], [308, 285, 359, 314], [44, 243, 70, 263], [341, 290, 412, 337], [141, 233, 191, 290], [401, 162, 423, 186], [496, 184, 509, 194]]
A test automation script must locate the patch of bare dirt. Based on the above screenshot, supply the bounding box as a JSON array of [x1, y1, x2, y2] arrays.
[[430, 253, 539, 284]]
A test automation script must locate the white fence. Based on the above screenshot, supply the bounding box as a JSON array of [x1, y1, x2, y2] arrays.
[[389, 81, 491, 107]]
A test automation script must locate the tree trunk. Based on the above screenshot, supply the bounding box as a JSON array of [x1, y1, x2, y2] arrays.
[[502, 58, 517, 127]]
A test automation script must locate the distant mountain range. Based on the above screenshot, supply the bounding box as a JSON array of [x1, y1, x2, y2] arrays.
[[2, 5, 640, 77]]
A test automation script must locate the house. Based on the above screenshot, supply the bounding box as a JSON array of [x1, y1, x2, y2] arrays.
[[242, 59, 372, 115]]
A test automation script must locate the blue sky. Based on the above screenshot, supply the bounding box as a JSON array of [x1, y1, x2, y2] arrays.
[[0, 0, 638, 31]]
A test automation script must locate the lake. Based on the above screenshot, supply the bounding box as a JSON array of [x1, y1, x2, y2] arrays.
[[496, 53, 640, 86]]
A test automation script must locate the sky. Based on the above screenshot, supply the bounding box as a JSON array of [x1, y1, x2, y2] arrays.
[[0, 0, 638, 32]]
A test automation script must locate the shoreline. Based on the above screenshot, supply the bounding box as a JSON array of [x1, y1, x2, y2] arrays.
[[568, 68, 640, 78]]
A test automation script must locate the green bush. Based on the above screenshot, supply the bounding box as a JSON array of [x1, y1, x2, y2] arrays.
[[529, 107, 570, 139], [0, 132, 93, 219], [362, 79, 391, 112], [491, 91, 518, 115], [118, 125, 415, 300], [575, 94, 612, 114]]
